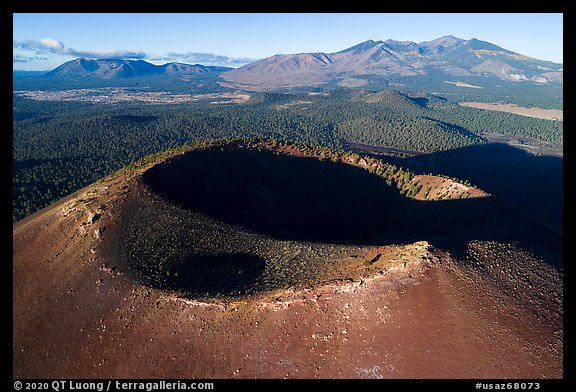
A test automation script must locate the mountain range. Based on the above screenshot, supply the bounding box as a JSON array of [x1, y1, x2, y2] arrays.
[[46, 58, 231, 79], [19, 35, 563, 94], [219, 35, 563, 91]]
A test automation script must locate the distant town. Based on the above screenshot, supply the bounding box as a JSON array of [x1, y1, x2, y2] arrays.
[[14, 88, 251, 105]]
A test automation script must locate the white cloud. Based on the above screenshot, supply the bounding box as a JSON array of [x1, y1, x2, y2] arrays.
[[13, 39, 256, 67], [13, 38, 145, 60], [68, 48, 147, 60], [13, 54, 45, 63], [39, 38, 65, 50], [156, 52, 258, 67]]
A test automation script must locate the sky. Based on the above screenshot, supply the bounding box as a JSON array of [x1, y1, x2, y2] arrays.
[[13, 13, 563, 71]]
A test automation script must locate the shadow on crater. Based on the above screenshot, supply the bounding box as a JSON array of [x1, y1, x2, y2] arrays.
[[144, 146, 420, 243], [143, 146, 549, 246], [133, 253, 266, 297], [114, 144, 561, 299], [407, 142, 563, 233]]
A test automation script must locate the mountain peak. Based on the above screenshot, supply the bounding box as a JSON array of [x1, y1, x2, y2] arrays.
[[463, 37, 511, 53], [384, 39, 416, 45], [383, 39, 418, 52], [339, 39, 384, 53], [419, 35, 465, 47], [47, 58, 231, 79], [220, 35, 562, 91]]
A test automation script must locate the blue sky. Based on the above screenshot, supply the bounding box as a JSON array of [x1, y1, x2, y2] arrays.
[[13, 13, 563, 70]]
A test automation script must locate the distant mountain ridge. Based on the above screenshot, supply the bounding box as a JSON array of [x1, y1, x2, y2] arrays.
[[220, 35, 563, 91], [46, 58, 232, 79]]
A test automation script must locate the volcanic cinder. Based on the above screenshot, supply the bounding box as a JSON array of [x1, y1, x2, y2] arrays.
[[13, 140, 563, 378]]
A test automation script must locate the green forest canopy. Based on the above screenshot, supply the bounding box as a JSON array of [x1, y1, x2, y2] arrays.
[[13, 89, 562, 222]]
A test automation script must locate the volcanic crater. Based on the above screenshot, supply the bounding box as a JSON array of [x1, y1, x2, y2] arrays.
[[13, 139, 563, 378], [109, 141, 552, 301], [113, 144, 423, 299]]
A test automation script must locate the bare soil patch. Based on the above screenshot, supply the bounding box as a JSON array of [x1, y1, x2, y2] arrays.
[[460, 102, 563, 121], [412, 174, 488, 200]]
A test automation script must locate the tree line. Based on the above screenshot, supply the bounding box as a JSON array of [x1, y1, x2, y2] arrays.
[[13, 89, 562, 221]]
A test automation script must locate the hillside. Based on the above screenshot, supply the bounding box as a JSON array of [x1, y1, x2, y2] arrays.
[[13, 139, 562, 378]]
